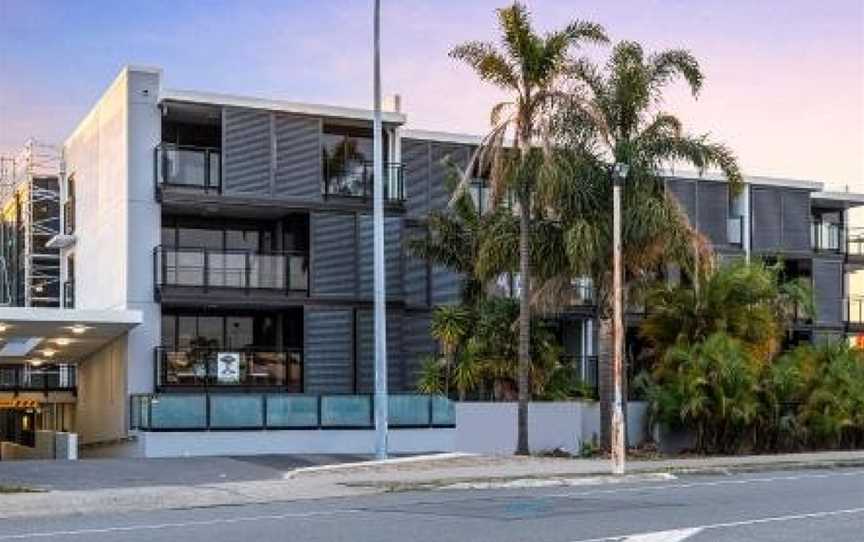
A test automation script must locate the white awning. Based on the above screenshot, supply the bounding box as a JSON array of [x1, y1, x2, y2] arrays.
[[0, 307, 142, 363]]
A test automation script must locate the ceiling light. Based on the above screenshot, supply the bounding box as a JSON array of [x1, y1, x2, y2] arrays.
[[42, 349, 56, 358], [54, 338, 71, 346], [0, 323, 7, 332], [70, 325, 88, 334], [29, 359, 43, 367]]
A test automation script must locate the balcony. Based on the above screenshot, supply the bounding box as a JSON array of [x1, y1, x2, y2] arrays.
[[0, 364, 76, 393], [155, 347, 302, 391], [155, 143, 221, 196], [130, 392, 455, 431], [811, 221, 843, 253], [727, 216, 744, 246], [154, 246, 309, 298], [63, 198, 75, 235], [323, 161, 404, 202]]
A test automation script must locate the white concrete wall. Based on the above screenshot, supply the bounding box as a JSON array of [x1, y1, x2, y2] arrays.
[[138, 429, 455, 458], [455, 401, 649, 455], [75, 335, 128, 444]]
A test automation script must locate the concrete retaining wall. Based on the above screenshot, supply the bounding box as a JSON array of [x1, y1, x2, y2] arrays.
[[137, 428, 456, 458], [0, 431, 78, 461], [454, 401, 649, 455]]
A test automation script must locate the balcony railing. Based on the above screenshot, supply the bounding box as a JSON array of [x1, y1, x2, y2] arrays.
[[155, 144, 221, 193], [63, 199, 75, 235], [727, 216, 744, 245], [155, 347, 303, 391], [323, 161, 404, 201], [811, 221, 844, 253], [131, 392, 455, 431], [846, 228, 864, 258], [154, 246, 309, 294], [63, 280, 74, 308], [0, 364, 76, 392]]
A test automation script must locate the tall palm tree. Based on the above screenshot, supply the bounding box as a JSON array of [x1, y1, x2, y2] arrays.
[[450, 1, 608, 455], [430, 304, 473, 398], [544, 40, 743, 446]]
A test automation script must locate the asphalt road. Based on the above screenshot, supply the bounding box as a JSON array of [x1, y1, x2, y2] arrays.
[[0, 467, 862, 541]]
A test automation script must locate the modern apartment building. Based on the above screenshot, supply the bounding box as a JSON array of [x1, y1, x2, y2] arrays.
[[0, 65, 861, 458]]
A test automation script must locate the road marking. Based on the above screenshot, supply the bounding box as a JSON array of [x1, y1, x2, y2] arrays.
[[547, 469, 864, 499], [0, 509, 362, 540], [624, 528, 702, 542], [569, 507, 864, 542]]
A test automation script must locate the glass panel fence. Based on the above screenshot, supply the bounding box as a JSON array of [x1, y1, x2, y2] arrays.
[[209, 394, 264, 428], [150, 394, 207, 429], [266, 395, 319, 427], [431, 395, 456, 426], [321, 395, 372, 427], [389, 394, 431, 426]]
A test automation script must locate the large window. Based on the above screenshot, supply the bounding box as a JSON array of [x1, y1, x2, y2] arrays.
[[159, 310, 302, 391], [321, 125, 388, 197]]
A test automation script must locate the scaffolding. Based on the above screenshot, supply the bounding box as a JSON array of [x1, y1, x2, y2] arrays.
[[0, 140, 62, 307]]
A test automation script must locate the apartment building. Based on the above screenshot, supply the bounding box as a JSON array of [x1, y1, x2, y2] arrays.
[[1, 65, 861, 458]]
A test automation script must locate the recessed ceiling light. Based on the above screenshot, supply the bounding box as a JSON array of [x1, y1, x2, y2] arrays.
[[70, 325, 88, 334], [0, 323, 8, 332], [54, 338, 71, 346], [29, 358, 43, 367], [42, 349, 56, 357]]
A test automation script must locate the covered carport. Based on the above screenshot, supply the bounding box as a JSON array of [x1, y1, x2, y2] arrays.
[[0, 307, 141, 460]]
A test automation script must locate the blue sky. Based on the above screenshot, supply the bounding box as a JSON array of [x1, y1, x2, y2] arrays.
[[1, 0, 862, 185]]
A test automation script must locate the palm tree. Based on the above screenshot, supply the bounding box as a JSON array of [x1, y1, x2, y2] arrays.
[[450, 1, 608, 455], [430, 304, 473, 398], [545, 40, 743, 446]]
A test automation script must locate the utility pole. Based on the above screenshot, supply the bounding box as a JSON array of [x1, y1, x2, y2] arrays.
[[372, 0, 389, 460], [611, 162, 629, 475]]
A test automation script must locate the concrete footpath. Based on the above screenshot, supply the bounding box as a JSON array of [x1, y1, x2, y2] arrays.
[[1, 450, 863, 520]]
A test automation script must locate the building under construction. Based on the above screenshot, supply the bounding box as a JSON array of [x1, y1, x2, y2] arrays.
[[0, 140, 61, 308]]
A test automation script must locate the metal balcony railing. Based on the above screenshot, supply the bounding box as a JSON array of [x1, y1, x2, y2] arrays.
[[131, 392, 455, 431], [322, 161, 404, 201], [0, 364, 76, 392], [811, 221, 844, 253], [154, 246, 309, 294], [155, 346, 303, 391], [63, 199, 75, 235], [63, 280, 74, 308], [155, 143, 222, 193]]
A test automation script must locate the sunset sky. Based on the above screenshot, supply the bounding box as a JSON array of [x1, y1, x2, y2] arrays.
[[1, 0, 862, 187]]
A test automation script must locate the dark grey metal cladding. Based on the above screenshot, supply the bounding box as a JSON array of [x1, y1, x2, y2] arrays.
[[357, 215, 403, 299], [697, 181, 729, 246], [403, 224, 430, 307], [751, 186, 782, 250], [429, 142, 470, 211], [223, 107, 272, 195], [403, 138, 431, 218], [813, 258, 843, 325], [666, 178, 697, 226], [403, 311, 435, 392], [274, 114, 321, 200], [304, 307, 354, 393], [431, 265, 461, 305], [781, 189, 811, 251], [355, 309, 405, 392], [311, 212, 357, 296]]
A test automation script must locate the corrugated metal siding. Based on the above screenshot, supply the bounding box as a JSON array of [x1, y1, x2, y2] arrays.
[[666, 179, 697, 225], [223, 107, 272, 196], [403, 138, 430, 218], [813, 259, 843, 325], [752, 186, 781, 251], [274, 114, 321, 200], [304, 308, 354, 393], [402, 312, 435, 392], [311, 213, 357, 296], [404, 225, 429, 307], [429, 143, 469, 211], [355, 309, 405, 392], [697, 181, 729, 246], [357, 215, 403, 299], [782, 189, 811, 251]]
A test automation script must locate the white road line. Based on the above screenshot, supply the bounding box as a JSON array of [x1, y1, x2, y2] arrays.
[[624, 528, 702, 542], [569, 507, 864, 542], [0, 509, 361, 540], [546, 469, 864, 499]]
